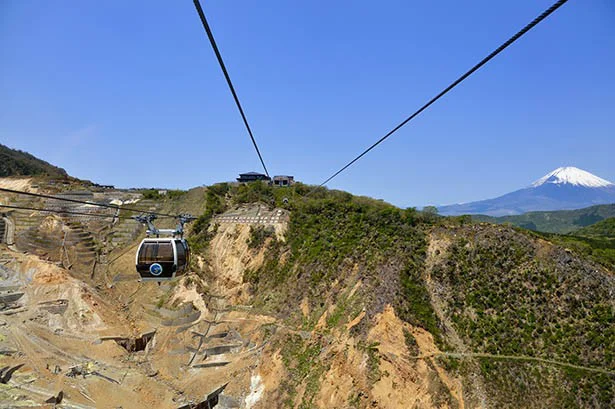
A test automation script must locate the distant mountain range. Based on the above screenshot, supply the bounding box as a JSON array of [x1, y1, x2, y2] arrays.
[[473, 203, 615, 234], [0, 143, 67, 178], [439, 167, 615, 217]]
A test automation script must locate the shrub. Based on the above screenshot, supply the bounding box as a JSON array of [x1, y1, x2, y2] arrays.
[[247, 225, 275, 249]]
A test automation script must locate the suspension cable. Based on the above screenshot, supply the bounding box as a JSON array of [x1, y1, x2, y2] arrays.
[[0, 204, 130, 220], [0, 187, 177, 218], [192, 0, 271, 177], [312, 0, 569, 191]]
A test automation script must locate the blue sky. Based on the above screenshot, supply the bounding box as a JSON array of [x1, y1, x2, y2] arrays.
[[1, 1, 614, 208]]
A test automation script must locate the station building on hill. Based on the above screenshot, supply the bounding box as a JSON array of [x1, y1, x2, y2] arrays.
[[273, 175, 295, 186], [237, 172, 295, 187], [236, 172, 271, 183]]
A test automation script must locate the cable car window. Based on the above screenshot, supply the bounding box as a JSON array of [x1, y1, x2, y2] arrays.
[[138, 243, 154, 264], [175, 240, 186, 265], [157, 242, 173, 260], [138, 242, 174, 263]]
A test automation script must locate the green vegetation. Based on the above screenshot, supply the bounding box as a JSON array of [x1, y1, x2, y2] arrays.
[[181, 181, 614, 407], [231, 184, 443, 344], [139, 188, 186, 200], [403, 328, 419, 356], [187, 183, 230, 252], [187, 181, 445, 342], [529, 229, 615, 270], [430, 226, 614, 372], [474, 204, 615, 234], [0, 143, 68, 178], [398, 263, 442, 345], [425, 359, 458, 408], [436, 355, 461, 372], [278, 333, 326, 409], [575, 217, 615, 238], [357, 341, 381, 383], [247, 225, 276, 249], [155, 293, 169, 308], [475, 359, 613, 408], [324, 289, 363, 331]]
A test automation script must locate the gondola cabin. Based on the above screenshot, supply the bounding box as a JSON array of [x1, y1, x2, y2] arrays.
[[136, 238, 190, 281]]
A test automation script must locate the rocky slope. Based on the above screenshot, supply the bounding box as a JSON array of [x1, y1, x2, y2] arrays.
[[231, 185, 613, 408], [0, 179, 613, 408]]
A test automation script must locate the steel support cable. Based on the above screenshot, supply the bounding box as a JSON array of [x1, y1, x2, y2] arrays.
[[0, 187, 177, 218], [311, 0, 569, 192], [0, 204, 132, 220], [192, 0, 270, 177], [107, 241, 141, 265]]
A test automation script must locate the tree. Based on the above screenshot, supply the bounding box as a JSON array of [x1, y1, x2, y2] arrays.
[[422, 206, 438, 215], [421, 206, 439, 223]]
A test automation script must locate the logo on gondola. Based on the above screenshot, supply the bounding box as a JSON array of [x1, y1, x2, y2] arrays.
[[149, 263, 163, 276]]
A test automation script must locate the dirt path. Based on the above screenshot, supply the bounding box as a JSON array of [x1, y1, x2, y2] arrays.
[[7, 380, 96, 409], [408, 352, 615, 375]]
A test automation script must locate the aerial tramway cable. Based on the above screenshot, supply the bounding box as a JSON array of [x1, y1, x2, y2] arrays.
[[0, 204, 130, 220], [0, 187, 178, 218], [310, 0, 569, 192], [192, 0, 271, 178], [0, 199, 193, 282], [2, 1, 569, 210]]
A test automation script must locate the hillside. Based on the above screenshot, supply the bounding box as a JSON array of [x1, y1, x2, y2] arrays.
[[576, 217, 615, 239], [191, 182, 615, 408], [0, 143, 68, 178], [474, 203, 615, 234], [0, 180, 613, 408]]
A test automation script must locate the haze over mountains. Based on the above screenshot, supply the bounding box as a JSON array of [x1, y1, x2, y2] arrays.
[[439, 167, 615, 216]]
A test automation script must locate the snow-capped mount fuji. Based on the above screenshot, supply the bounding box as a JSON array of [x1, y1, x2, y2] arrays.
[[531, 167, 613, 188], [438, 166, 615, 217]]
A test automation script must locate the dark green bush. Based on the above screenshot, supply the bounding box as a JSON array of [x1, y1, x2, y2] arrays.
[[247, 225, 275, 249]]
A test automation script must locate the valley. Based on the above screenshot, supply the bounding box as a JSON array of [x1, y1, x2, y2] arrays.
[[2, 1, 613, 407], [0, 177, 613, 408]]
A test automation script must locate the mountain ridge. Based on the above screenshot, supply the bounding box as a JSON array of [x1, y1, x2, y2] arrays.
[[0, 178, 613, 407], [473, 203, 615, 234], [0, 143, 68, 178], [439, 167, 615, 216]]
